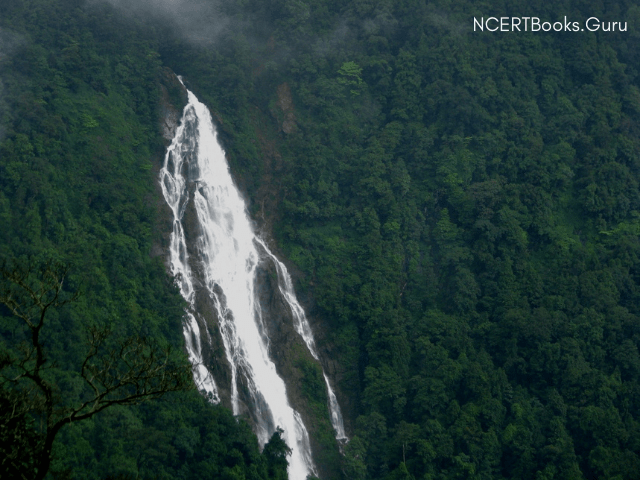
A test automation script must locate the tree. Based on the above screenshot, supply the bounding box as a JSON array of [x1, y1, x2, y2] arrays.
[[263, 427, 292, 480], [0, 259, 193, 480], [341, 435, 367, 480], [337, 61, 364, 96]]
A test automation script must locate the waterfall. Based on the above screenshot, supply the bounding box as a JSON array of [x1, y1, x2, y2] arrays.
[[160, 111, 220, 403], [256, 239, 348, 441], [159, 80, 346, 479]]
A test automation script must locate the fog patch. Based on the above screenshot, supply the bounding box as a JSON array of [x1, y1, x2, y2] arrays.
[[312, 9, 401, 58], [425, 10, 468, 36], [95, 0, 232, 46], [0, 27, 24, 57], [362, 11, 397, 36], [313, 19, 351, 57]]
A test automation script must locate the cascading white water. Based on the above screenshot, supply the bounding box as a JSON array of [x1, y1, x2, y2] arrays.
[[161, 115, 220, 403], [256, 239, 348, 441], [160, 81, 339, 479]]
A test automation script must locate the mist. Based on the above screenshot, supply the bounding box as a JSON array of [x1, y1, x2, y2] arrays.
[[95, 0, 235, 46], [96, 0, 374, 65]]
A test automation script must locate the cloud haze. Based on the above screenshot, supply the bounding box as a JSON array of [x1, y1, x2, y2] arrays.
[[96, 0, 232, 46]]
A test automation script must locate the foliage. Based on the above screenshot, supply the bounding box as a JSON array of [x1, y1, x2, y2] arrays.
[[263, 427, 292, 480], [337, 61, 364, 95], [204, 0, 640, 479], [0, 1, 292, 479], [0, 259, 192, 480], [3, 0, 640, 479]]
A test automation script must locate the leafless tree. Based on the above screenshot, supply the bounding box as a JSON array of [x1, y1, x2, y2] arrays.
[[0, 260, 193, 480]]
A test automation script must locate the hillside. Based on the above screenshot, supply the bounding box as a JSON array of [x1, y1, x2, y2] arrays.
[[1, 0, 640, 479]]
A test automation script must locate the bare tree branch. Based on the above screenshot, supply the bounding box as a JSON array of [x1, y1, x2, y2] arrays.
[[0, 259, 193, 480]]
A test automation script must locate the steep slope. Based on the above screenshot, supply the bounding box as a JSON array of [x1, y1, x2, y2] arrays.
[[3, 0, 640, 479], [165, 1, 640, 478], [0, 2, 292, 479]]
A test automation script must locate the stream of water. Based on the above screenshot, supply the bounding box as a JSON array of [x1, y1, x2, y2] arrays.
[[159, 81, 346, 478]]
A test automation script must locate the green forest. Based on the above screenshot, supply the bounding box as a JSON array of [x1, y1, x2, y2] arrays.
[[1, 0, 640, 479]]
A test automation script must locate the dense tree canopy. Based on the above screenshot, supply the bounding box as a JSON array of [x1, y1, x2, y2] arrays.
[[1, 0, 640, 479], [0, 1, 289, 479]]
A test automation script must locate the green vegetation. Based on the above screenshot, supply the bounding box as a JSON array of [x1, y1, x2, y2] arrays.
[[2, 0, 640, 479], [0, 260, 192, 480], [0, 1, 289, 479]]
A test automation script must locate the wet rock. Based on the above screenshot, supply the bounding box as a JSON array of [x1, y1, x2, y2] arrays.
[[159, 68, 188, 144]]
